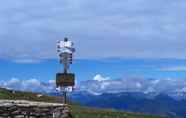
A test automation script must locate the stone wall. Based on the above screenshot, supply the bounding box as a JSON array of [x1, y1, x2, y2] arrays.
[[0, 100, 72, 118]]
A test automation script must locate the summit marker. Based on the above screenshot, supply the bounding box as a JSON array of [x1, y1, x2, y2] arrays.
[[56, 37, 75, 104]]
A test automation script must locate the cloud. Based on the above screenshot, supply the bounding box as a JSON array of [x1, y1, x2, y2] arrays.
[[1, 0, 186, 60], [0, 78, 56, 93], [79, 74, 186, 95], [93, 74, 110, 82], [159, 66, 186, 71], [1, 74, 186, 99], [0, 78, 74, 93], [12, 58, 43, 63]]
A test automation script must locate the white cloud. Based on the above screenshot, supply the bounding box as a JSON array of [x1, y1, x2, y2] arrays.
[[1, 0, 186, 60], [1, 75, 186, 98], [93, 74, 110, 81], [136, 82, 142, 88], [151, 79, 160, 84], [80, 75, 186, 94], [0, 78, 56, 93], [12, 58, 42, 63], [160, 66, 186, 71]]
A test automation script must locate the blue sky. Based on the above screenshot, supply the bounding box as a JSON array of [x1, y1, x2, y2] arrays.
[[1, 1, 186, 83], [1, 59, 186, 83]]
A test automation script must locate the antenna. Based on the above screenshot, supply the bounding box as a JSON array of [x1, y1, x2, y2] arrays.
[[56, 37, 76, 104]]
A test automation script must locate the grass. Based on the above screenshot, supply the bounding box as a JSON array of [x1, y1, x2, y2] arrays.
[[71, 105, 164, 118], [0, 88, 61, 102]]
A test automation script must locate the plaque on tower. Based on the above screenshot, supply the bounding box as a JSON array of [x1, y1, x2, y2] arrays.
[[56, 73, 75, 87]]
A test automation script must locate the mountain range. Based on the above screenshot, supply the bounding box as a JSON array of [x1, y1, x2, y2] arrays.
[[69, 91, 186, 118], [69, 78, 186, 118]]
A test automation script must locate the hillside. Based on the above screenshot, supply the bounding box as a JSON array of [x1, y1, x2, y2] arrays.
[[0, 87, 61, 103], [0, 88, 164, 118], [71, 105, 163, 118], [71, 92, 184, 118]]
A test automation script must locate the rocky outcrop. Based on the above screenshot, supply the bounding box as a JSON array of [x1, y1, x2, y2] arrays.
[[0, 100, 72, 118]]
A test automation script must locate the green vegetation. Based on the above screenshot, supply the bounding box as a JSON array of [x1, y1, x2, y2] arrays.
[[0, 88, 61, 103], [71, 105, 164, 118], [0, 87, 164, 118]]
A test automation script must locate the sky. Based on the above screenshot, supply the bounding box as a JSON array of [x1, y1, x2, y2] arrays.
[[0, 0, 186, 62], [1, 59, 186, 95], [1, 59, 186, 83], [1, 0, 186, 85]]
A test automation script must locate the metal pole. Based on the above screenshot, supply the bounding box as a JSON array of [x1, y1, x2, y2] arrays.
[[63, 91, 67, 104]]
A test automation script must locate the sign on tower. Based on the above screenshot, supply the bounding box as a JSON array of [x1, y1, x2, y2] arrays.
[[56, 37, 75, 88]]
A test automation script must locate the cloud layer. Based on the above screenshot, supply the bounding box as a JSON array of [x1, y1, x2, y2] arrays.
[[1, 0, 186, 61], [1, 74, 186, 99], [0, 78, 56, 93], [80, 74, 186, 95], [159, 66, 186, 72]]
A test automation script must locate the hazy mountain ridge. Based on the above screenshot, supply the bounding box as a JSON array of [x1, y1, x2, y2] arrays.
[[70, 91, 186, 118], [71, 78, 186, 118]]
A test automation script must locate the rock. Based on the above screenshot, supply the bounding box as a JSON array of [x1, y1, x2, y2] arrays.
[[0, 100, 71, 118]]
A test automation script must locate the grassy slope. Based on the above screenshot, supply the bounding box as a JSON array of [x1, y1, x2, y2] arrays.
[[0, 88, 164, 118], [0, 88, 60, 102], [71, 105, 164, 118]]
